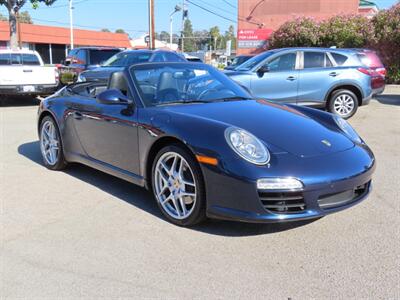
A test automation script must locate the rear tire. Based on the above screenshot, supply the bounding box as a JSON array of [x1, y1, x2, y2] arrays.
[[328, 89, 358, 119], [39, 116, 67, 170], [151, 144, 206, 226]]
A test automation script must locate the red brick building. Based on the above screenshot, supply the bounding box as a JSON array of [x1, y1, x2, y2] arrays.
[[237, 0, 374, 54]]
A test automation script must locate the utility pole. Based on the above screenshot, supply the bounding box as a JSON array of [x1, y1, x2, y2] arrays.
[[69, 0, 74, 49], [181, 0, 186, 52], [169, 5, 181, 49], [148, 0, 155, 50]]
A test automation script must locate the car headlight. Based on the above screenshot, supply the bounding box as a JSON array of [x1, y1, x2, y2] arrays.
[[77, 73, 86, 82], [334, 116, 362, 143], [225, 127, 270, 165]]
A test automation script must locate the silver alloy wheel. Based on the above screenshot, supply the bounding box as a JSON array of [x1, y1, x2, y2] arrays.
[[333, 94, 355, 117], [154, 152, 196, 220], [40, 120, 60, 166]]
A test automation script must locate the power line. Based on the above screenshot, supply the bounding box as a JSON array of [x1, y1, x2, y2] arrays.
[[187, 0, 237, 23], [196, 0, 237, 16], [222, 0, 237, 9], [187, 0, 262, 26]]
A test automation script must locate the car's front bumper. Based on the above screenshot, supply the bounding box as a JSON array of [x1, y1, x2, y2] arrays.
[[202, 145, 375, 223]]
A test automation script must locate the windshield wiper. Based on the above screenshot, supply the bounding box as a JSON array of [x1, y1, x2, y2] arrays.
[[219, 96, 252, 101], [157, 100, 210, 106]]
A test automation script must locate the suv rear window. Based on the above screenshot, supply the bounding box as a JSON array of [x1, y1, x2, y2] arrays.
[[357, 52, 383, 68], [89, 49, 120, 65], [331, 53, 348, 66]]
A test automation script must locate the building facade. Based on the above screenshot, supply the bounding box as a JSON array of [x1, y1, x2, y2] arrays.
[[0, 22, 131, 64], [237, 0, 376, 54]]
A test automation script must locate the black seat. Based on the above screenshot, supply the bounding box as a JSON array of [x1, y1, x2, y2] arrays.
[[108, 72, 129, 96], [156, 71, 179, 102]]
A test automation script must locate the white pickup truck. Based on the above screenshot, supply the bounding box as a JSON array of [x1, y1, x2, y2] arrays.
[[0, 49, 59, 96]]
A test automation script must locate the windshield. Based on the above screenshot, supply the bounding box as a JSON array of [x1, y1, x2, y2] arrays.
[[236, 51, 276, 71], [130, 64, 252, 107], [102, 51, 152, 67], [90, 49, 120, 65]]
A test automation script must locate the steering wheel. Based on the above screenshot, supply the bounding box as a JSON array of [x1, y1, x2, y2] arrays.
[[197, 88, 219, 100], [197, 88, 236, 100]]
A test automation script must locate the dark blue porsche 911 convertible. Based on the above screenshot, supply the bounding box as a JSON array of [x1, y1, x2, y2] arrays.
[[37, 62, 375, 226]]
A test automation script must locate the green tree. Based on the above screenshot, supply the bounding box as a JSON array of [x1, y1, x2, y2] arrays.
[[183, 19, 194, 52], [17, 11, 33, 24], [101, 28, 110, 32], [209, 26, 220, 50], [115, 29, 125, 34], [224, 25, 236, 50], [0, 0, 57, 49], [157, 30, 170, 42]]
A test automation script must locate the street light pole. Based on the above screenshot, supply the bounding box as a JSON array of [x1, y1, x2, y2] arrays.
[[148, 0, 155, 50], [169, 5, 181, 49], [69, 0, 74, 49]]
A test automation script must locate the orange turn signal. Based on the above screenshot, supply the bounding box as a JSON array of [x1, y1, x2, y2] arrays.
[[196, 155, 218, 166]]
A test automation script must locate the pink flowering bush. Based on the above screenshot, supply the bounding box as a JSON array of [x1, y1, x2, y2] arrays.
[[318, 15, 373, 48], [370, 3, 400, 83], [269, 17, 320, 48], [268, 3, 400, 83]]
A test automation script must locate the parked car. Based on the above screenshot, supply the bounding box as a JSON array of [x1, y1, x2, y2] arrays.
[[182, 53, 203, 62], [37, 62, 375, 226], [61, 47, 121, 82], [0, 49, 59, 96], [226, 47, 376, 118], [78, 49, 187, 83], [225, 55, 253, 70], [354, 49, 385, 95]]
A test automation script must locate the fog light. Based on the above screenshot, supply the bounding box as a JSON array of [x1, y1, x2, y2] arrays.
[[257, 178, 303, 190]]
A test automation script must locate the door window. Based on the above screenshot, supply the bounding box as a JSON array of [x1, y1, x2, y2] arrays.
[[75, 50, 87, 64], [10, 54, 22, 65], [0, 54, 10, 65], [331, 53, 348, 66], [303, 52, 332, 68], [22, 54, 40, 65], [267, 53, 296, 72]]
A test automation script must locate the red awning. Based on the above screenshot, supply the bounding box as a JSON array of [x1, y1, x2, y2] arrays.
[[0, 21, 131, 48]]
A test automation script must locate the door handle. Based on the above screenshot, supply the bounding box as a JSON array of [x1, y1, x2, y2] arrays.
[[23, 69, 33, 73], [329, 72, 339, 77], [286, 76, 296, 81], [73, 111, 83, 120]]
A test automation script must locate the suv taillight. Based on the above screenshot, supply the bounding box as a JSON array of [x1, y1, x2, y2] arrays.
[[357, 67, 373, 76]]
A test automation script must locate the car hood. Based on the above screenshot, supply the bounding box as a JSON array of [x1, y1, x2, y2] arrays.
[[163, 100, 354, 157]]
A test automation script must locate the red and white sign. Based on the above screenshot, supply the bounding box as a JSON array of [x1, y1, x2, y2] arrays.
[[237, 29, 273, 41]]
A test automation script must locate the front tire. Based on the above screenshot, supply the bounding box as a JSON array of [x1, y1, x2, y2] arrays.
[[328, 89, 358, 119], [151, 145, 206, 226], [39, 116, 67, 170]]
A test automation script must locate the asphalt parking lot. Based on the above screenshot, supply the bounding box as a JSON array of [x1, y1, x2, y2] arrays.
[[1, 93, 399, 299]]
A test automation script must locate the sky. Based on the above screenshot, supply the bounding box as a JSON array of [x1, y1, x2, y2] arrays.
[[0, 0, 398, 39]]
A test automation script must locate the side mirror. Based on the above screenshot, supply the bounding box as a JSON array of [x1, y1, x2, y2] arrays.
[[257, 65, 270, 77], [97, 89, 133, 105]]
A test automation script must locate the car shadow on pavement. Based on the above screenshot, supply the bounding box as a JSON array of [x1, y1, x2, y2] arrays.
[[374, 94, 400, 106], [0, 96, 40, 107], [18, 141, 317, 237]]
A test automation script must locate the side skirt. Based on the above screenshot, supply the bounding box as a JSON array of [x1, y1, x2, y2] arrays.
[[66, 152, 145, 187]]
